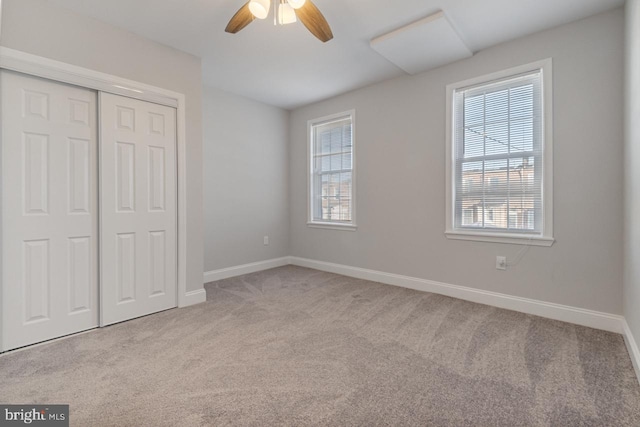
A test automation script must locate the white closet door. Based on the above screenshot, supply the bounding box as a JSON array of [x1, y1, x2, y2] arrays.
[[1, 70, 99, 351], [99, 93, 177, 326]]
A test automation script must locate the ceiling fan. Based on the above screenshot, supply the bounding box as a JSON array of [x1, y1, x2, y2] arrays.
[[225, 0, 333, 43]]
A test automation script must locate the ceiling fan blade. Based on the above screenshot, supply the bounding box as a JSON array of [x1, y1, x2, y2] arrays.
[[225, 2, 255, 34], [295, 1, 333, 42]]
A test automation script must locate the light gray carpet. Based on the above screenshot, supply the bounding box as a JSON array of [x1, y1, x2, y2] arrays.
[[1, 266, 639, 426]]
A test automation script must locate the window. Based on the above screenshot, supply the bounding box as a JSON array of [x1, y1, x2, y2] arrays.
[[308, 111, 356, 230], [445, 60, 554, 246]]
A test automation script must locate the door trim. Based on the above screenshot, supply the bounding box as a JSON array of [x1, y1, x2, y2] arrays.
[[0, 47, 195, 317]]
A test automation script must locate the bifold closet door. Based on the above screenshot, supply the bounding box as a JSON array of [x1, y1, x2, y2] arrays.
[[1, 70, 99, 351], [99, 93, 177, 326]]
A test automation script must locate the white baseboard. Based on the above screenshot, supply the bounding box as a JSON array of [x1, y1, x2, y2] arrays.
[[180, 289, 207, 307], [201, 255, 636, 382], [289, 257, 625, 334], [623, 320, 640, 385], [203, 257, 290, 284]]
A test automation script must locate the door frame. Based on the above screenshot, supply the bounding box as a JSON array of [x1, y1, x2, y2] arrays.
[[0, 47, 197, 349]]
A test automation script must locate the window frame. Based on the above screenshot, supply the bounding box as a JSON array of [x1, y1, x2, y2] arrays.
[[445, 59, 554, 246], [307, 110, 357, 231]]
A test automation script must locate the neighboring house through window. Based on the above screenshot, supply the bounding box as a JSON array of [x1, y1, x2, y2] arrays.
[[308, 110, 356, 230], [445, 60, 554, 246]]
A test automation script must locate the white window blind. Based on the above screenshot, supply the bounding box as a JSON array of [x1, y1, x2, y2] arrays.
[[310, 113, 354, 225], [453, 71, 543, 234]]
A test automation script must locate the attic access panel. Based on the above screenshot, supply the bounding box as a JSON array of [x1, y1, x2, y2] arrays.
[[370, 11, 472, 75]]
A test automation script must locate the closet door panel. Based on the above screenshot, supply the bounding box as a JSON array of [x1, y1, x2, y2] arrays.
[[1, 71, 99, 351], [100, 93, 177, 326]]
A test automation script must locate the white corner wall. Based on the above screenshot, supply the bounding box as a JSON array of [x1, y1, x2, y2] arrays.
[[289, 8, 625, 315], [0, 0, 204, 293], [203, 86, 290, 275], [624, 0, 640, 375]]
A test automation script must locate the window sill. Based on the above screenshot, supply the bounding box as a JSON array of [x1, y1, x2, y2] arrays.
[[445, 230, 554, 246], [307, 221, 357, 232]]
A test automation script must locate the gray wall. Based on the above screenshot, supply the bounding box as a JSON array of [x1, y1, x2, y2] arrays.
[[624, 0, 640, 342], [0, 0, 204, 292], [203, 86, 289, 272], [289, 8, 624, 314]]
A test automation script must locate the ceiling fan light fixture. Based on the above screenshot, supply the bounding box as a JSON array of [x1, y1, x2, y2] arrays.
[[226, 0, 332, 42], [287, 0, 306, 9], [278, 3, 297, 25], [248, 0, 270, 19]]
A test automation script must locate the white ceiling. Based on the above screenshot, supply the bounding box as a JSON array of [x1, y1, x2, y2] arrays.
[[46, 0, 623, 109]]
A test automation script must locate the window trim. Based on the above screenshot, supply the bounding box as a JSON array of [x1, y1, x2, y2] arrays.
[[445, 59, 554, 246], [307, 110, 357, 230]]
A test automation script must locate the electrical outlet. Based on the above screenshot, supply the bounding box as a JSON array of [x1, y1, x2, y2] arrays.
[[263, 236, 269, 246], [496, 256, 507, 271]]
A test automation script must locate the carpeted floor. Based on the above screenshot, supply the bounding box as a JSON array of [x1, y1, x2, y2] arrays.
[[1, 265, 639, 426]]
